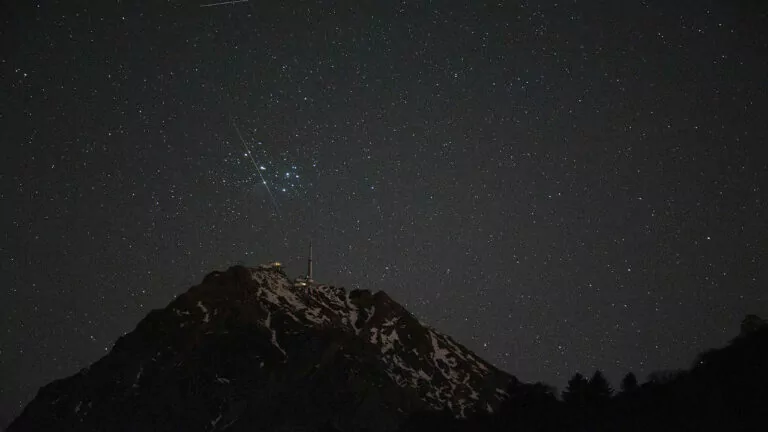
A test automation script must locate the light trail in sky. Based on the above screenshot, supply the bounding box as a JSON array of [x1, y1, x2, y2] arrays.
[[200, 0, 248, 8], [232, 121, 281, 217]]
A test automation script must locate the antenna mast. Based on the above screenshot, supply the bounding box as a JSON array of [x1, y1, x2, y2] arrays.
[[307, 240, 313, 282]]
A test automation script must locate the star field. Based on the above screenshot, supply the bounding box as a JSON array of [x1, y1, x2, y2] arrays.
[[1, 0, 767, 425]]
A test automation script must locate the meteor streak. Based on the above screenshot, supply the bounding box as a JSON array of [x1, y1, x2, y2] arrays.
[[200, 0, 248, 7], [232, 121, 281, 217]]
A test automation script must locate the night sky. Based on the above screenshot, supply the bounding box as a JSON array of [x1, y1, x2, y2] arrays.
[[2, 0, 767, 424]]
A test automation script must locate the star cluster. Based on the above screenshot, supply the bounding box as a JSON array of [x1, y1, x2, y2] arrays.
[[228, 131, 312, 199], [1, 0, 767, 426]]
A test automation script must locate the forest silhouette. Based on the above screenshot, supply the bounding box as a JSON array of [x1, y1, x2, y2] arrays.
[[397, 315, 768, 432]]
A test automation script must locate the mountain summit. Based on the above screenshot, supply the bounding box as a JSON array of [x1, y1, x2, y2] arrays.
[[9, 265, 514, 431]]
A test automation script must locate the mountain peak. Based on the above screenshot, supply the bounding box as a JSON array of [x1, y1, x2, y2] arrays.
[[9, 265, 514, 432]]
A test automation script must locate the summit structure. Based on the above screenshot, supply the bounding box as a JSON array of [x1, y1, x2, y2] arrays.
[[294, 240, 314, 287], [307, 240, 313, 283]]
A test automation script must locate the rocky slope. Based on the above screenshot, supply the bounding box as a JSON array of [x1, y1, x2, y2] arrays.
[[9, 265, 514, 432]]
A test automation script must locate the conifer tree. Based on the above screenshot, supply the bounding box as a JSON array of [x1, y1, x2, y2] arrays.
[[588, 370, 613, 400], [562, 373, 589, 405], [620, 372, 638, 393]]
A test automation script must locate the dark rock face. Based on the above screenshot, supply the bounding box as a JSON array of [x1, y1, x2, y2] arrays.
[[9, 266, 514, 432]]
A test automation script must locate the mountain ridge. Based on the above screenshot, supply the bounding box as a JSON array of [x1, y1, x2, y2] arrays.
[[9, 264, 514, 432]]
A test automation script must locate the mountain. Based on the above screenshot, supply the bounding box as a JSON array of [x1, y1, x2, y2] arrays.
[[9, 265, 514, 432]]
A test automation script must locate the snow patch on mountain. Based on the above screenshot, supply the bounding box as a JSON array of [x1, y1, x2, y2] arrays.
[[132, 366, 143, 388], [430, 331, 458, 368], [380, 328, 401, 354], [211, 413, 222, 428], [263, 311, 287, 359], [346, 293, 360, 333], [196, 301, 210, 323]]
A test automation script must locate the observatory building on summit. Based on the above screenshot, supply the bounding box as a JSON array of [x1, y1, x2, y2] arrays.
[[257, 241, 314, 287]]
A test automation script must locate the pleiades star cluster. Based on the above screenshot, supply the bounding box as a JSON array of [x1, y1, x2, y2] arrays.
[[1, 0, 766, 425]]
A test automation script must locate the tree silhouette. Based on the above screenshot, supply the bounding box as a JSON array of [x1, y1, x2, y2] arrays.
[[740, 314, 766, 336], [588, 370, 613, 400], [496, 380, 562, 432], [561, 373, 589, 406], [620, 372, 638, 393]]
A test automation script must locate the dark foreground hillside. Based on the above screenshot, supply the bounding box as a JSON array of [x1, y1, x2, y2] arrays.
[[399, 315, 768, 432]]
